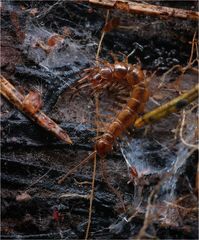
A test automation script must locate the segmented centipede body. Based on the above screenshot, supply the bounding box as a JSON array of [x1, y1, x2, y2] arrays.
[[96, 82, 149, 157], [80, 62, 143, 90], [78, 61, 149, 157]]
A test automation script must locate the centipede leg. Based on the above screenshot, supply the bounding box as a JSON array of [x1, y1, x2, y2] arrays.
[[77, 74, 90, 84], [69, 82, 92, 101], [91, 83, 110, 96], [76, 83, 93, 91], [114, 95, 129, 104]]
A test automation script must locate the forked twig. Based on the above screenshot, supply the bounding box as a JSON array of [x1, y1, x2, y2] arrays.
[[134, 84, 199, 128], [0, 75, 72, 144]]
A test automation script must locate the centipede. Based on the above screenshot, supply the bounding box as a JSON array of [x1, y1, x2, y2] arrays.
[[58, 60, 149, 186], [77, 60, 150, 158], [58, 59, 150, 239]]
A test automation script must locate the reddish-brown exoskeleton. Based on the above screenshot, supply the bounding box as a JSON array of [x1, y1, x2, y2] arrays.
[[78, 60, 149, 157]]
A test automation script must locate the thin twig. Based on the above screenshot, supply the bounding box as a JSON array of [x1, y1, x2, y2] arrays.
[[96, 10, 109, 61], [85, 150, 97, 240], [85, 94, 99, 240], [0, 75, 72, 144]]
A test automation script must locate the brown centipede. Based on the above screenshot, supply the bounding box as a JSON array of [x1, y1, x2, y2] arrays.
[[77, 60, 150, 157], [58, 60, 149, 222], [59, 60, 149, 212]]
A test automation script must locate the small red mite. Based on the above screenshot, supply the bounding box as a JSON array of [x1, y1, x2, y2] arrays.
[[53, 207, 59, 222]]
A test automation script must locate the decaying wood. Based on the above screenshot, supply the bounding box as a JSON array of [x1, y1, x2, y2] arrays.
[[0, 75, 73, 144], [134, 84, 199, 128], [86, 0, 199, 21]]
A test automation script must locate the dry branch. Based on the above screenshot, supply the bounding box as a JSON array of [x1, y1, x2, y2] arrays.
[[134, 84, 199, 128], [86, 0, 199, 21], [0, 75, 72, 144]]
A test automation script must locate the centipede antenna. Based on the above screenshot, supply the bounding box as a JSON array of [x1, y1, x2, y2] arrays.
[[57, 151, 97, 184], [127, 49, 136, 59], [127, 43, 144, 60]]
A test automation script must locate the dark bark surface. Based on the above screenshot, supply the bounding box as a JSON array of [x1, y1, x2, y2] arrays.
[[1, 1, 198, 239]]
